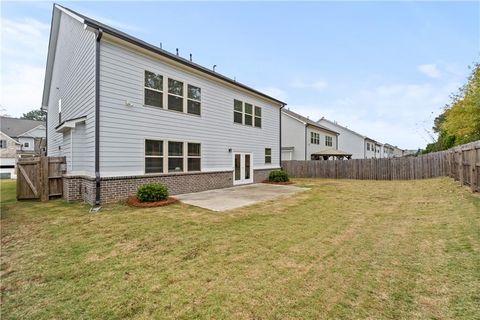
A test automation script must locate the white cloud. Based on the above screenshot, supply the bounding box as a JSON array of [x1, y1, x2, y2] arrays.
[[259, 87, 288, 101], [1, 18, 49, 115], [291, 79, 328, 91], [417, 64, 441, 78], [287, 80, 460, 150]]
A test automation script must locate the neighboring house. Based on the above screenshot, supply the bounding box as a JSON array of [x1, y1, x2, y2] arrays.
[[281, 109, 340, 160], [382, 143, 395, 158], [392, 146, 405, 157], [42, 5, 285, 205], [317, 117, 367, 159], [364, 138, 378, 159], [0, 117, 46, 179]]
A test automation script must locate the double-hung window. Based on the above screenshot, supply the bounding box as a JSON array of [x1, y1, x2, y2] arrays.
[[233, 99, 262, 128], [311, 132, 320, 144], [234, 99, 243, 124], [244, 103, 253, 126], [367, 143, 371, 151], [168, 79, 184, 112], [188, 143, 201, 171], [168, 141, 184, 172], [265, 148, 272, 164], [325, 136, 333, 147], [187, 85, 201, 115], [0, 140, 6, 149], [144, 71, 163, 108], [254, 106, 262, 128], [145, 140, 163, 173]]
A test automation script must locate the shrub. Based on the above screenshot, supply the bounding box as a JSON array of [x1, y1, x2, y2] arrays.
[[268, 170, 289, 183], [136, 183, 169, 202]]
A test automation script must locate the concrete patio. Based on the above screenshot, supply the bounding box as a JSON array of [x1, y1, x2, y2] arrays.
[[175, 183, 309, 211]]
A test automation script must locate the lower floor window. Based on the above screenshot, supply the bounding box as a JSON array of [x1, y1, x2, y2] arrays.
[[265, 148, 272, 164], [145, 139, 201, 174]]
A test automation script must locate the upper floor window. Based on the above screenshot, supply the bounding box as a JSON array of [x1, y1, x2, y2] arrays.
[[367, 143, 371, 151], [58, 99, 62, 123], [325, 136, 333, 147], [311, 132, 320, 144], [254, 106, 262, 128], [144, 71, 163, 108], [234, 99, 243, 124], [187, 85, 201, 115], [144, 70, 201, 115], [244, 103, 253, 126], [233, 99, 262, 127], [0, 140, 6, 149], [168, 79, 184, 112], [265, 148, 272, 164], [23, 142, 30, 148]]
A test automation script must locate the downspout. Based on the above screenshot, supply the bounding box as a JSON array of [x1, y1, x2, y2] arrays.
[[45, 110, 48, 156], [94, 28, 103, 206], [279, 104, 285, 168], [304, 125, 307, 160]]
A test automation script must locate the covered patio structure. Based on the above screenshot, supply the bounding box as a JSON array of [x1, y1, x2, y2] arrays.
[[311, 148, 353, 160]]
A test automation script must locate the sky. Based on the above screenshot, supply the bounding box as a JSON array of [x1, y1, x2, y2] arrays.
[[1, 1, 479, 150]]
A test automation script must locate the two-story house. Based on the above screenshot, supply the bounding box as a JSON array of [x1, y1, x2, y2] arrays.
[[281, 109, 344, 160], [43, 5, 285, 205], [0, 117, 46, 179]]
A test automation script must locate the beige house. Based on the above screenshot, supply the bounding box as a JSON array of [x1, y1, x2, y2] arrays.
[[0, 117, 46, 179]]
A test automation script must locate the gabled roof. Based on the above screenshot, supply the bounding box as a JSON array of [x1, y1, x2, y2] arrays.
[[0, 117, 46, 138], [43, 4, 287, 108], [317, 117, 366, 139], [283, 109, 339, 135]]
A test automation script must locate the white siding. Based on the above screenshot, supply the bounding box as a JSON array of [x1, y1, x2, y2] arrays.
[[306, 127, 338, 159], [317, 119, 366, 159], [72, 122, 87, 174], [98, 39, 280, 177], [18, 137, 35, 151], [62, 129, 72, 172], [281, 113, 306, 160], [46, 11, 96, 175]]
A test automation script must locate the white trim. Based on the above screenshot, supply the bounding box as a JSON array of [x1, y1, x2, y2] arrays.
[[55, 4, 85, 24], [55, 116, 87, 133], [233, 152, 253, 185], [17, 124, 46, 138]]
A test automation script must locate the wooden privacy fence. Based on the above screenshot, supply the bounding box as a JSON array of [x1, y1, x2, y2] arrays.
[[282, 141, 479, 192], [17, 156, 66, 201]]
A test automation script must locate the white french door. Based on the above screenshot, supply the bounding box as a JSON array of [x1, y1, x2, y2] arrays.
[[233, 152, 253, 185]]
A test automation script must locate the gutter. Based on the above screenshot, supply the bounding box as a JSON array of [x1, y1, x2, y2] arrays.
[[304, 125, 307, 161], [94, 28, 103, 206]]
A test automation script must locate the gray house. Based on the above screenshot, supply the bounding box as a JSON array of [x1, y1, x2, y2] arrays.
[[43, 5, 285, 205], [281, 109, 344, 160]]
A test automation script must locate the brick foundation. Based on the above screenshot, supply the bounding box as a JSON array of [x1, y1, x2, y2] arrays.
[[63, 168, 281, 205], [254, 168, 281, 183], [63, 170, 233, 205]]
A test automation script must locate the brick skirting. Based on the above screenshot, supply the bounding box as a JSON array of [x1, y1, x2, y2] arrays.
[[63, 168, 281, 205]]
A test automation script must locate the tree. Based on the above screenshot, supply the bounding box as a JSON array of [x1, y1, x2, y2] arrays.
[[21, 109, 47, 122], [423, 62, 480, 153]]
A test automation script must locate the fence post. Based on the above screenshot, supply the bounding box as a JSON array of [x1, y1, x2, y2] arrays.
[[40, 156, 49, 202], [471, 147, 478, 192], [459, 151, 464, 186]]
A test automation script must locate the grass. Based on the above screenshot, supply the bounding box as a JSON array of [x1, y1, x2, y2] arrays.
[[1, 178, 479, 319]]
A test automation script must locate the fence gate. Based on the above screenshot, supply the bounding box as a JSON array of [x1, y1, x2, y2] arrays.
[[16, 156, 66, 201]]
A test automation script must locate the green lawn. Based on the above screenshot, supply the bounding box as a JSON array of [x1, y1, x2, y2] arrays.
[[1, 178, 479, 319]]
